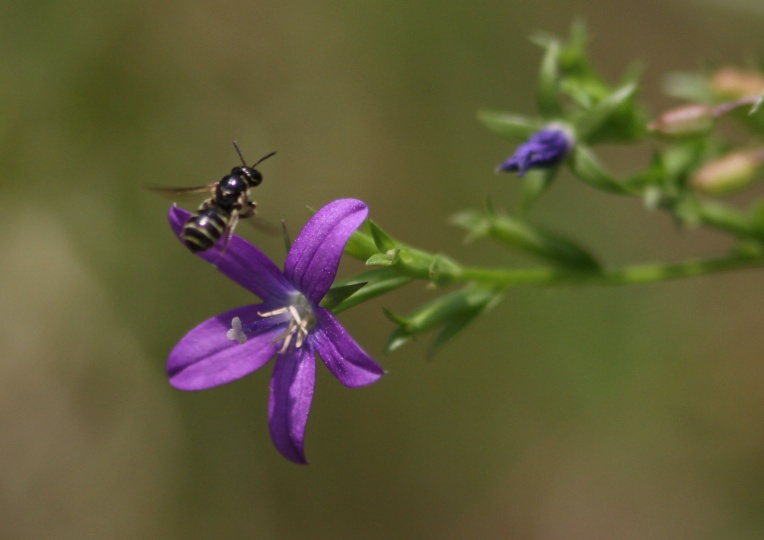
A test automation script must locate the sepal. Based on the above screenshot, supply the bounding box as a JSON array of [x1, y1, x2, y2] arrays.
[[519, 168, 558, 213], [321, 281, 369, 312], [344, 221, 380, 261], [324, 269, 413, 314], [369, 220, 397, 251]]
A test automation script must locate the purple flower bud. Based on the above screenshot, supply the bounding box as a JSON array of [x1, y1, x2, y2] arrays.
[[496, 126, 573, 176]]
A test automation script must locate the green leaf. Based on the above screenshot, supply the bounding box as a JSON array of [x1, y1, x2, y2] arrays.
[[477, 110, 541, 140], [535, 39, 564, 119], [450, 208, 491, 243], [385, 327, 414, 353], [454, 209, 600, 270], [382, 307, 409, 327], [573, 83, 637, 141], [428, 291, 501, 357], [569, 146, 634, 195], [383, 286, 501, 354]]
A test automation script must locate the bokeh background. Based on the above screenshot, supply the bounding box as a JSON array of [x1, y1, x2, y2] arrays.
[[3, 0, 764, 538]]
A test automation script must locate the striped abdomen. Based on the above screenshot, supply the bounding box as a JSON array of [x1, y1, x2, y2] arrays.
[[182, 206, 231, 252]]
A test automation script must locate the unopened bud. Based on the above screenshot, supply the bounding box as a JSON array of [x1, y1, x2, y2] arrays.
[[496, 125, 574, 176], [690, 150, 764, 195], [710, 67, 764, 100], [648, 104, 716, 137]]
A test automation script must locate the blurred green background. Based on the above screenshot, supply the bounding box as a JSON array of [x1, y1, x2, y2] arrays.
[[3, 0, 764, 538]]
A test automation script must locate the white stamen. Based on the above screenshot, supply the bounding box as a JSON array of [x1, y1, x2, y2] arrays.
[[258, 295, 315, 354], [227, 317, 247, 344], [258, 307, 289, 318]]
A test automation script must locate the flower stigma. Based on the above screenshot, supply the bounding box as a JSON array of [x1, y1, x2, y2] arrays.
[[227, 317, 247, 344]]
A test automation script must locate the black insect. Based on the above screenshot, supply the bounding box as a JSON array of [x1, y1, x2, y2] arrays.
[[150, 142, 276, 252]]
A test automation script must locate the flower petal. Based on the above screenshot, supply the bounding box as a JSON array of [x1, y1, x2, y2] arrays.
[[311, 307, 384, 388], [268, 347, 315, 464], [167, 305, 282, 391], [284, 199, 368, 304], [169, 206, 293, 302], [497, 127, 572, 176]]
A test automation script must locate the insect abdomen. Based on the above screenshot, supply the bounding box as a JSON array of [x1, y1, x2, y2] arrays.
[[182, 208, 230, 252]]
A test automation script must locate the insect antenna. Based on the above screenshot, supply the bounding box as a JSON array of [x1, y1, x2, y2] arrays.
[[232, 141, 277, 168], [232, 140, 248, 167], [251, 150, 277, 168]]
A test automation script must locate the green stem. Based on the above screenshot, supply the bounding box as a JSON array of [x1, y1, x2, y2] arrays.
[[458, 253, 763, 289], [595, 255, 761, 285]]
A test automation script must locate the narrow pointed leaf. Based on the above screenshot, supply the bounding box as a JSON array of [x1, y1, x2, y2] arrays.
[[428, 290, 501, 357], [281, 220, 292, 254], [382, 307, 410, 327], [477, 110, 541, 140], [384, 286, 500, 354], [569, 146, 634, 195], [536, 40, 564, 118], [321, 281, 369, 311], [573, 83, 636, 141], [344, 221, 379, 261], [327, 269, 413, 314], [369, 220, 398, 251], [385, 327, 414, 353], [456, 210, 600, 270]]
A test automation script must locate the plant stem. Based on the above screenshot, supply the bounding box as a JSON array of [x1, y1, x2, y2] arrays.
[[458, 253, 763, 289]]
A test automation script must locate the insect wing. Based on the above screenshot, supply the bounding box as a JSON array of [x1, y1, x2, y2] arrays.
[[145, 184, 217, 199]]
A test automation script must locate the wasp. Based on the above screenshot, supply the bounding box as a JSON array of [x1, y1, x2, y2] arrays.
[[150, 142, 276, 252]]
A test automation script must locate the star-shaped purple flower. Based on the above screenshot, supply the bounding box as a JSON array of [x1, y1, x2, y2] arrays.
[[167, 199, 384, 464], [496, 126, 573, 176]]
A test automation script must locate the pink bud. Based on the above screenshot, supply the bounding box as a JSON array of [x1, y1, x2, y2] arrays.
[[710, 68, 764, 100], [648, 104, 716, 137], [690, 151, 764, 194]]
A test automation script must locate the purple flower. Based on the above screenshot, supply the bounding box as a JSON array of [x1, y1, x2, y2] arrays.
[[496, 126, 573, 176], [167, 199, 384, 464]]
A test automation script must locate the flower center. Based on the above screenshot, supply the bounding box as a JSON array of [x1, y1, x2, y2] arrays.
[[227, 293, 316, 354]]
